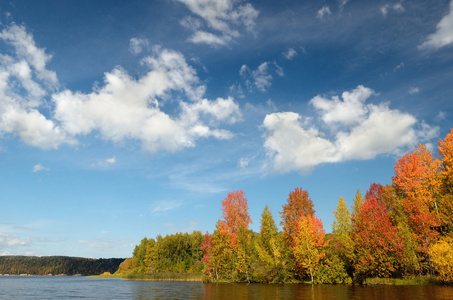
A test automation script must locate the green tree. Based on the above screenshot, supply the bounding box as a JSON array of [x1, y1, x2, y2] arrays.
[[332, 197, 354, 276]]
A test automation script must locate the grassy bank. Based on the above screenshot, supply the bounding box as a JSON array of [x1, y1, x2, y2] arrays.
[[365, 276, 444, 286], [124, 273, 203, 281]]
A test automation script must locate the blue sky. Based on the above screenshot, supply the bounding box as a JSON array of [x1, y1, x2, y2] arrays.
[[0, 0, 452, 258]]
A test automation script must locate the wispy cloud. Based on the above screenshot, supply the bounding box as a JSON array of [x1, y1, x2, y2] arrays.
[[129, 38, 150, 55], [419, 0, 453, 50], [380, 2, 405, 16], [79, 239, 115, 250], [0, 232, 31, 248], [317, 6, 331, 19], [409, 87, 420, 94], [152, 200, 184, 214], [283, 48, 297, 60], [32, 163, 49, 172], [97, 156, 117, 168], [240, 61, 284, 92], [177, 0, 259, 47]]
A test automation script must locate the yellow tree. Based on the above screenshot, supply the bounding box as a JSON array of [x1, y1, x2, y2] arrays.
[[429, 235, 453, 283], [293, 214, 327, 283]]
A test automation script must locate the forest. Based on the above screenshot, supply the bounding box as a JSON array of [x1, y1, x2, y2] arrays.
[[116, 129, 453, 284], [0, 256, 123, 276]]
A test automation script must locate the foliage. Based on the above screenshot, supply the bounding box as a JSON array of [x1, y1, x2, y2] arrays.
[[293, 214, 327, 283], [429, 235, 453, 283], [280, 188, 315, 250], [352, 183, 404, 282]]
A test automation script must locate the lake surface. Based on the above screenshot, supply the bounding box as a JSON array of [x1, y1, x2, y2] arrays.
[[1, 276, 453, 299]]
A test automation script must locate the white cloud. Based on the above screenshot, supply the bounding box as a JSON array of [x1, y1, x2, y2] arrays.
[[0, 232, 30, 248], [239, 157, 250, 168], [0, 24, 57, 86], [97, 156, 116, 168], [129, 38, 150, 55], [0, 25, 240, 154], [52, 47, 240, 153], [188, 30, 230, 46], [240, 61, 284, 92], [263, 86, 438, 173], [283, 48, 297, 60], [32, 163, 49, 172], [380, 3, 405, 16], [317, 6, 331, 19], [419, 1, 453, 50], [0, 24, 75, 149], [310, 85, 373, 125], [339, 0, 350, 11], [176, 0, 258, 46]]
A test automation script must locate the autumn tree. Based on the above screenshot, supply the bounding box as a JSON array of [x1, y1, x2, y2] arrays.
[[429, 235, 453, 283], [280, 188, 315, 249], [392, 145, 440, 272], [200, 232, 214, 278], [293, 214, 327, 283], [218, 190, 252, 250], [437, 129, 453, 229], [352, 183, 404, 282]]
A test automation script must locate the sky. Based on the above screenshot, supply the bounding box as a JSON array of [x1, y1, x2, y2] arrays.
[[0, 0, 452, 259]]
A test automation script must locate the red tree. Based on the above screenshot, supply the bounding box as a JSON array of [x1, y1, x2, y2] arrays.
[[352, 183, 404, 280], [280, 188, 315, 249], [218, 190, 252, 249]]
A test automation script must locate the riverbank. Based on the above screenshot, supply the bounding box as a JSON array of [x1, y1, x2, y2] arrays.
[[91, 272, 203, 282], [91, 273, 447, 286], [365, 276, 445, 286]]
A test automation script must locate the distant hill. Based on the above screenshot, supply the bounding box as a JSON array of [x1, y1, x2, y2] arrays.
[[0, 256, 125, 276]]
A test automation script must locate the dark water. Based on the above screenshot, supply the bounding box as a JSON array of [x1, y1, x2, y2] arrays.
[[1, 276, 453, 299]]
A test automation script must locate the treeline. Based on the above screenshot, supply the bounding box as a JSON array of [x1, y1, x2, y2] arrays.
[[0, 256, 124, 276], [120, 129, 453, 284], [116, 231, 204, 275]]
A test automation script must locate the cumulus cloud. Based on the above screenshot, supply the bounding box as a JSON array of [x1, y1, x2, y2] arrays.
[[263, 85, 438, 173], [53, 48, 241, 153], [240, 61, 284, 92], [177, 0, 259, 46], [310, 85, 374, 125], [0, 24, 74, 149], [0, 24, 241, 154], [419, 0, 453, 50]]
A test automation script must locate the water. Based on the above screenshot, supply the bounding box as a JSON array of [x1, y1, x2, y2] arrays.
[[1, 276, 453, 299]]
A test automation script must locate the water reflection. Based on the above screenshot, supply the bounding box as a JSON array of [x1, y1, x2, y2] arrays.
[[202, 283, 453, 300]]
